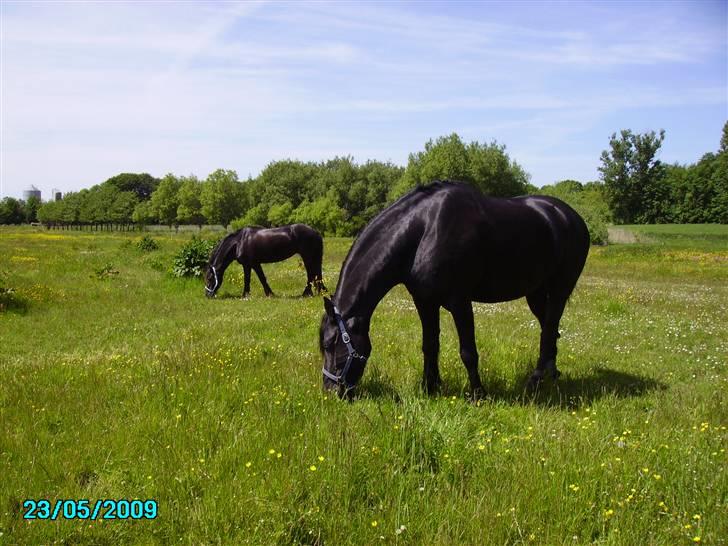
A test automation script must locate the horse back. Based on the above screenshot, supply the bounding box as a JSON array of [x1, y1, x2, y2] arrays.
[[409, 185, 588, 303], [240, 224, 322, 264]]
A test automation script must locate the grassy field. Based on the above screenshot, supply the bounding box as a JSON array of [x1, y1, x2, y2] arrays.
[[1, 225, 726, 545]]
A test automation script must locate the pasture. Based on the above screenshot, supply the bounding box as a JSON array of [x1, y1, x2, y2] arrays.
[[1, 225, 726, 545]]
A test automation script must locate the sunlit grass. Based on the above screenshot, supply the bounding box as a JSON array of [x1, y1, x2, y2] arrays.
[[0, 225, 726, 544]]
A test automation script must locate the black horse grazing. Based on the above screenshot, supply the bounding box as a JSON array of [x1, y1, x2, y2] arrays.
[[204, 224, 325, 298], [320, 181, 589, 398]]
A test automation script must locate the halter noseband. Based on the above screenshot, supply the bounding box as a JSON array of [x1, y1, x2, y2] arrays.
[[322, 305, 368, 390], [205, 266, 219, 295]]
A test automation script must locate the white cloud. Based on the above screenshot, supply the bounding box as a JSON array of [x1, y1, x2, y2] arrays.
[[1, 1, 725, 197]]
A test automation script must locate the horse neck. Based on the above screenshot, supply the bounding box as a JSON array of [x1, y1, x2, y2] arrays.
[[212, 237, 238, 274], [335, 234, 409, 324]]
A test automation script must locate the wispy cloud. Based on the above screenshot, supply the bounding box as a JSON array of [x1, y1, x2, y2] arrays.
[[1, 0, 725, 198]]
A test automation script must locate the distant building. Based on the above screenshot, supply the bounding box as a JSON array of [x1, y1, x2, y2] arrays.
[[52, 189, 62, 201], [23, 185, 41, 201]]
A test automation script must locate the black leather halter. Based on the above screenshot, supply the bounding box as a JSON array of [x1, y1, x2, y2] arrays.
[[321, 305, 367, 389]]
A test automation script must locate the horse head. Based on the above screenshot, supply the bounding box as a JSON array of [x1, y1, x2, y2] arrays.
[[319, 296, 371, 399], [204, 264, 220, 298], [204, 232, 238, 298]]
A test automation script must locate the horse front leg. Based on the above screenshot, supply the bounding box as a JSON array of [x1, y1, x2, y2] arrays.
[[449, 300, 484, 400], [243, 264, 251, 299], [252, 264, 274, 297], [413, 297, 441, 395]]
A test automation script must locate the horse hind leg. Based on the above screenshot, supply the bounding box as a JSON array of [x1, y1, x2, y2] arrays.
[[527, 290, 568, 388], [301, 249, 323, 296], [300, 257, 315, 297]]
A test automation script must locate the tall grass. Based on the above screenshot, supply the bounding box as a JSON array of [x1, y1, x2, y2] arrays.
[[1, 226, 726, 544]]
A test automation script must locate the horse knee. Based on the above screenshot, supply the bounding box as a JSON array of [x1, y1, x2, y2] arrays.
[[422, 338, 439, 357], [459, 348, 478, 369]]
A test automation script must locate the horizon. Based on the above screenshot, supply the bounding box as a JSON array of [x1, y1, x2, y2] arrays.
[[1, 0, 726, 200]]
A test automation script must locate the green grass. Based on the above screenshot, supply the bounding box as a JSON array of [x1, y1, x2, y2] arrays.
[[616, 224, 728, 250], [1, 226, 726, 545]]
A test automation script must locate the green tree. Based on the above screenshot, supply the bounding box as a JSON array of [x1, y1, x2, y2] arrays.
[[150, 173, 182, 227], [176, 176, 206, 227], [23, 195, 41, 223], [233, 203, 269, 229], [109, 191, 138, 224], [255, 160, 315, 208], [292, 189, 348, 235], [267, 202, 294, 226], [390, 133, 529, 199], [537, 179, 610, 244], [132, 201, 156, 226], [200, 169, 246, 228], [60, 191, 84, 225], [37, 200, 64, 225], [104, 172, 159, 200], [599, 129, 669, 224], [0, 197, 25, 224]]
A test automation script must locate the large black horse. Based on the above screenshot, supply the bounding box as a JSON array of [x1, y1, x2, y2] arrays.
[[205, 224, 325, 298], [320, 181, 590, 397]]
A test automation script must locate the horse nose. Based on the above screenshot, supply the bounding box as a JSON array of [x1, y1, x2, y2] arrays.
[[322, 376, 338, 391]]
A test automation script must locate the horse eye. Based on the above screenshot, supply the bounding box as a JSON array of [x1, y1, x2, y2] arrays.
[[323, 331, 339, 349]]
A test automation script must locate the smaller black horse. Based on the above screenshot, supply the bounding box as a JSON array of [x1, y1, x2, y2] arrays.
[[204, 224, 325, 298]]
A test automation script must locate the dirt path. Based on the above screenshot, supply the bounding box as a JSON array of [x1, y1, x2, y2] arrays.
[[607, 227, 640, 244]]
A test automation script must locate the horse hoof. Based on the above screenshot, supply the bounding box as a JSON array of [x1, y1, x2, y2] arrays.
[[527, 370, 545, 390], [470, 387, 485, 402], [422, 379, 441, 396], [543, 359, 560, 380]]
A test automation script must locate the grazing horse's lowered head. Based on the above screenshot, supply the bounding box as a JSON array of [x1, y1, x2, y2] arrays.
[[319, 296, 371, 398], [204, 233, 239, 298], [204, 264, 222, 298]]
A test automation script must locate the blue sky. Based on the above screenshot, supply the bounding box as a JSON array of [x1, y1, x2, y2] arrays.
[[1, 0, 726, 199]]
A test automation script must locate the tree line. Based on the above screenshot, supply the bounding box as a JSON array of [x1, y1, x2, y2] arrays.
[[2, 125, 726, 238], [24, 134, 531, 236]]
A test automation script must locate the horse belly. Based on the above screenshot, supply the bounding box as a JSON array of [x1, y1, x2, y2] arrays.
[[256, 246, 297, 263], [472, 274, 540, 303], [469, 242, 553, 303]]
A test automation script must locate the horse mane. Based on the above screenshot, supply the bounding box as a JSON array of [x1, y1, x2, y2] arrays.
[[209, 230, 241, 265], [413, 180, 457, 194]]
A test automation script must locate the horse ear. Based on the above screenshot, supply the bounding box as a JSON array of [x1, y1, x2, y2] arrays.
[[323, 296, 335, 318]]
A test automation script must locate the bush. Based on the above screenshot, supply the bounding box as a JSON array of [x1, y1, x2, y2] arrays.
[[92, 263, 119, 280], [0, 270, 14, 310], [579, 207, 609, 245], [172, 237, 216, 278], [136, 235, 160, 252]]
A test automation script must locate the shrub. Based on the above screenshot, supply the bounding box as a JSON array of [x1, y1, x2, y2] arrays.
[[172, 237, 216, 278], [92, 263, 119, 280], [0, 270, 14, 310], [136, 235, 160, 252]]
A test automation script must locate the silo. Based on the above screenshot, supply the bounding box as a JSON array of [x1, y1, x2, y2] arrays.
[[23, 185, 42, 201]]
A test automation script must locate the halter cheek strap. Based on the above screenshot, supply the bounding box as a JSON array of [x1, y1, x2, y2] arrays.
[[205, 266, 219, 294], [322, 305, 368, 389]]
